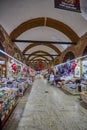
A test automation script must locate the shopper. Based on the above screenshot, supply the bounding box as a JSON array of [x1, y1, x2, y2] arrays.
[[47, 73, 50, 83], [49, 72, 54, 85], [54, 72, 58, 86], [54, 72, 60, 86], [76, 79, 82, 100]]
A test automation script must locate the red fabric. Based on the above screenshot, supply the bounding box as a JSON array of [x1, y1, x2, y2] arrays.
[[23, 66, 27, 72], [38, 60, 43, 70], [11, 63, 16, 72], [75, 0, 80, 5], [72, 62, 77, 70]]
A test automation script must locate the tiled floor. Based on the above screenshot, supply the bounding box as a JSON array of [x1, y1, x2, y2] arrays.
[[3, 78, 87, 130]]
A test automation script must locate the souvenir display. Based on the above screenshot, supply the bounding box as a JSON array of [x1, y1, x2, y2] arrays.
[[0, 76, 33, 122]]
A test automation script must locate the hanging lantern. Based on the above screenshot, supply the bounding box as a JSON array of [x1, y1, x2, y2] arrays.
[[38, 60, 43, 70], [72, 62, 77, 70], [11, 63, 16, 72], [23, 66, 27, 72]]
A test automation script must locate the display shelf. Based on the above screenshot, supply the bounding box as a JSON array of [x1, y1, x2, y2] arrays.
[[2, 98, 20, 128], [61, 78, 80, 95], [0, 76, 33, 129], [2, 86, 29, 128]]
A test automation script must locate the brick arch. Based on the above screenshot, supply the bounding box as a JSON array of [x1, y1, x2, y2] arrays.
[[0, 42, 4, 51], [27, 50, 54, 60], [82, 46, 87, 56], [0, 30, 5, 43], [30, 59, 48, 63], [59, 45, 77, 63], [0, 30, 5, 52], [79, 43, 87, 57], [23, 43, 61, 54], [0, 42, 6, 57], [63, 51, 75, 62], [10, 17, 79, 42], [29, 56, 50, 61]]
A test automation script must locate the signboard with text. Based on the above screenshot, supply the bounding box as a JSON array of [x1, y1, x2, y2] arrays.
[[54, 0, 81, 12]]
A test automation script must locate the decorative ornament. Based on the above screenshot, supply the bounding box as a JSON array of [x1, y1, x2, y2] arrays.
[[11, 63, 16, 72]]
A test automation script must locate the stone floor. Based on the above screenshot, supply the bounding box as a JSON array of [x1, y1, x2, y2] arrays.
[[3, 77, 87, 130]]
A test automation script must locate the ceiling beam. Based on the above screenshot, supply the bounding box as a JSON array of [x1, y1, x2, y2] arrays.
[[29, 60, 47, 62], [12, 39, 76, 45], [29, 56, 50, 61], [29, 60, 50, 62], [23, 54, 60, 56], [10, 17, 79, 42], [28, 60, 49, 63]]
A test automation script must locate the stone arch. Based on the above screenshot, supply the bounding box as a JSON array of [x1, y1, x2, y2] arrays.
[[63, 51, 75, 62], [0, 42, 4, 51], [82, 46, 87, 56], [29, 56, 50, 61], [23, 43, 61, 54], [10, 17, 79, 42], [27, 50, 54, 60], [0, 42, 6, 57], [29, 59, 48, 63]]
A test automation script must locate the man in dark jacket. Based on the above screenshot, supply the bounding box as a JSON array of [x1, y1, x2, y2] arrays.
[[54, 72, 61, 86]]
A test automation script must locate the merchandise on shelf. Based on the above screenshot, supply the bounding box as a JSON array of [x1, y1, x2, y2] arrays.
[[0, 75, 33, 122]]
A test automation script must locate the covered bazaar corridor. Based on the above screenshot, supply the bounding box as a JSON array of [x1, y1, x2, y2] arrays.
[[3, 77, 87, 130], [0, 1, 87, 130]]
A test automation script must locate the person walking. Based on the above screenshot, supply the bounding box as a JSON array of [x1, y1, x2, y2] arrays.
[[49, 72, 54, 85]]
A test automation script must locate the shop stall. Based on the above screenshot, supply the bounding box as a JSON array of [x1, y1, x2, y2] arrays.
[[0, 75, 33, 122], [0, 46, 7, 78], [53, 56, 87, 98], [80, 57, 87, 102], [0, 49, 34, 126]]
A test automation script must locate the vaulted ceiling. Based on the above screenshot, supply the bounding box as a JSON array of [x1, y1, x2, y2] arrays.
[[0, 0, 87, 68]]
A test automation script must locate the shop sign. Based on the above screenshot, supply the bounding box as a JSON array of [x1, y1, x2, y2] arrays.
[[0, 60, 5, 65], [54, 0, 81, 12]]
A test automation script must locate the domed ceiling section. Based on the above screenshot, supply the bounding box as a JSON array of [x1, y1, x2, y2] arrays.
[[15, 26, 72, 52]]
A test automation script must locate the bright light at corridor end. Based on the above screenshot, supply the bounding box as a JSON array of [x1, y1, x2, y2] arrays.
[[0, 49, 27, 67]]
